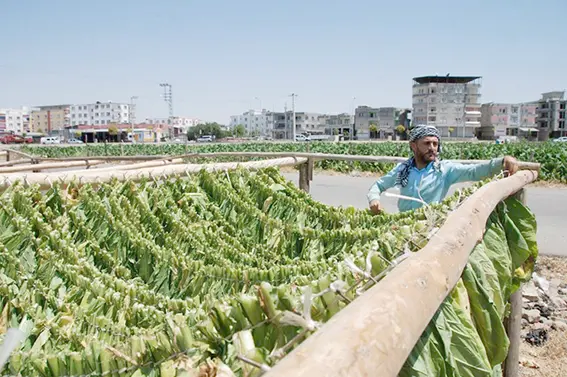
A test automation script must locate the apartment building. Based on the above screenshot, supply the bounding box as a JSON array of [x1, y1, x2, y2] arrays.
[[0, 107, 31, 133], [354, 106, 411, 140], [412, 75, 482, 138], [69, 101, 130, 127], [30, 104, 71, 134], [479, 102, 538, 140], [536, 91, 567, 140], [318, 113, 353, 136], [146, 117, 203, 136], [229, 110, 272, 136]]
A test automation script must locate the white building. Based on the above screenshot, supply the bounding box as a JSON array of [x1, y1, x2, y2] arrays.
[[0, 107, 31, 133], [412, 75, 482, 138], [229, 110, 272, 136], [146, 117, 203, 132], [69, 101, 130, 126]]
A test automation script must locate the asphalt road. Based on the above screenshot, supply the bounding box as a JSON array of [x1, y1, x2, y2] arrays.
[[283, 173, 566, 257]]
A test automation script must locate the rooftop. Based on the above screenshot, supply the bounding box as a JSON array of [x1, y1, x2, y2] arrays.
[[413, 75, 481, 84]]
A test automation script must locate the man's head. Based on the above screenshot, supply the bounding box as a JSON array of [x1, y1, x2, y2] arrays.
[[409, 125, 441, 165]]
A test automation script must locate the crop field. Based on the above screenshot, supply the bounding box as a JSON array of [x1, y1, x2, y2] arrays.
[[22, 141, 567, 182], [0, 166, 537, 376]]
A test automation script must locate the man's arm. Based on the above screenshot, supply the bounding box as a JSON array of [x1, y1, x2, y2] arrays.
[[445, 156, 517, 185], [367, 164, 401, 213]]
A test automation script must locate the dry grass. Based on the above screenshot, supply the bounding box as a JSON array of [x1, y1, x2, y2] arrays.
[[519, 255, 567, 377]]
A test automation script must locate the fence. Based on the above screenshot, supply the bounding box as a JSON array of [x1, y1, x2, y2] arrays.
[[0, 150, 540, 376]]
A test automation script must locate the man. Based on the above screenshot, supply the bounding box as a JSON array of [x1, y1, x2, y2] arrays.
[[367, 125, 519, 214]]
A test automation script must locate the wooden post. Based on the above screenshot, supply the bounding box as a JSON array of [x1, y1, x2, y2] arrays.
[[6, 150, 10, 162], [504, 188, 525, 377], [299, 162, 310, 192], [307, 157, 314, 182]]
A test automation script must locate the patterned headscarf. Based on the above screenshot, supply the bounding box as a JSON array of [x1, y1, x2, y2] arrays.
[[395, 125, 441, 187]]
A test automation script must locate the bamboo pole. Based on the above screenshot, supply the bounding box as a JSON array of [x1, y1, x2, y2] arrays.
[[264, 169, 538, 377], [0, 157, 307, 191], [0, 160, 107, 174], [34, 152, 541, 172], [503, 189, 525, 377]]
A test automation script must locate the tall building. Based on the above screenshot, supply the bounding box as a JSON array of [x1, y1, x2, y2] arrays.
[[536, 91, 567, 140], [229, 110, 272, 136], [318, 113, 353, 136], [354, 106, 411, 140], [31, 104, 71, 134], [0, 107, 31, 133], [479, 102, 538, 140], [69, 101, 130, 127], [412, 75, 482, 138]]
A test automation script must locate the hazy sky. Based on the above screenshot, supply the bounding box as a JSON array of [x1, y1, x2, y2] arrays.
[[1, 0, 566, 123]]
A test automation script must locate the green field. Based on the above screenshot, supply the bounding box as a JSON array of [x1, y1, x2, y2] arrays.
[[22, 141, 567, 182]]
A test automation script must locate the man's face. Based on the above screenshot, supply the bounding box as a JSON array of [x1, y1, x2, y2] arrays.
[[410, 136, 439, 163]]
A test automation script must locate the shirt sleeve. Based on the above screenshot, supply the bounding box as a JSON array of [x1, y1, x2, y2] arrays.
[[444, 157, 504, 185], [367, 163, 402, 204]]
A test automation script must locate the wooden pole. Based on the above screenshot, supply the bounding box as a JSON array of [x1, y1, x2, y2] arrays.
[[299, 162, 310, 192], [503, 188, 525, 377], [264, 170, 538, 377], [307, 157, 314, 182]]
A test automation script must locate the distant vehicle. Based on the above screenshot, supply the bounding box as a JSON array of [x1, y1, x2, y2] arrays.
[[295, 134, 311, 142], [67, 138, 84, 144], [0, 134, 33, 144], [40, 136, 61, 144], [552, 136, 567, 142], [197, 135, 214, 143]]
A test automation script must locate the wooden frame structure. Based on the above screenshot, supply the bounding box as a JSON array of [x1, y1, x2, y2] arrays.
[[0, 150, 539, 376]]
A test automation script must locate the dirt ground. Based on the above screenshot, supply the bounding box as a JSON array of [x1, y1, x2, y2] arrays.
[[519, 255, 567, 377]]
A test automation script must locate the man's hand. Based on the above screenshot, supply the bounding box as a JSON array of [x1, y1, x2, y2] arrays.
[[369, 200, 383, 215], [503, 156, 519, 176]]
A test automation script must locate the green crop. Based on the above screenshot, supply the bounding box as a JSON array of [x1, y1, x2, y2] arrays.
[[0, 167, 537, 376], [22, 140, 567, 182]]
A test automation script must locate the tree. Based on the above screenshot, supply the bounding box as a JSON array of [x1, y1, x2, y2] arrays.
[[395, 125, 406, 135], [234, 124, 246, 137], [187, 122, 225, 141], [369, 124, 378, 139], [108, 125, 119, 142], [448, 127, 455, 137]]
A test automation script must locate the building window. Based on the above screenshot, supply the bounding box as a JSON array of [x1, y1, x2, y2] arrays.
[[95, 113, 99, 116], [107, 112, 111, 116], [95, 121, 99, 124]]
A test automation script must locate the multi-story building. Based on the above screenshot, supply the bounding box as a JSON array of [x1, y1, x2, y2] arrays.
[[229, 110, 272, 136], [412, 75, 482, 138], [354, 106, 411, 139], [479, 102, 538, 140], [69, 101, 130, 127], [536, 91, 567, 140], [318, 113, 353, 136], [30, 104, 71, 134], [146, 117, 203, 136], [0, 107, 31, 133]]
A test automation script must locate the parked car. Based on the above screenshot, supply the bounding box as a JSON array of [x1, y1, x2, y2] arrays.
[[67, 138, 84, 144], [40, 136, 61, 144], [0, 134, 33, 144], [552, 136, 567, 142], [295, 134, 311, 142], [197, 135, 214, 143]]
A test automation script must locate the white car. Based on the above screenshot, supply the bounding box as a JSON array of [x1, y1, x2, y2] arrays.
[[552, 136, 567, 142], [197, 135, 214, 142], [40, 136, 61, 144], [295, 134, 311, 142], [67, 138, 84, 144]]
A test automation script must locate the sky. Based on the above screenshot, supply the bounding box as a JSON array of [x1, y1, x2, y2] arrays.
[[1, 0, 566, 123]]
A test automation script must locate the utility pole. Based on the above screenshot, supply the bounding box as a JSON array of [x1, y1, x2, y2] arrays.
[[290, 93, 297, 141], [159, 83, 173, 140], [284, 103, 288, 140], [130, 96, 138, 142]]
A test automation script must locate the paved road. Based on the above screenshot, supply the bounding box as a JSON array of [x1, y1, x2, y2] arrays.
[[283, 173, 566, 257]]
